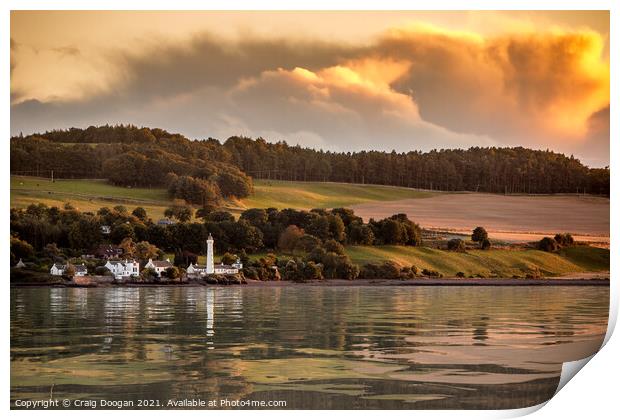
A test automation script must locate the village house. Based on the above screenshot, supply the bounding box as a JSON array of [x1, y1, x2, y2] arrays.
[[14, 258, 26, 268], [50, 263, 88, 277], [50, 263, 65, 276], [100, 225, 111, 235], [92, 244, 123, 260], [145, 258, 173, 276], [157, 218, 176, 226], [74, 265, 88, 276], [104, 260, 139, 280], [187, 234, 243, 277]]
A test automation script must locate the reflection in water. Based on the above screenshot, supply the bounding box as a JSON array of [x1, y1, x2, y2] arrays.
[[10, 286, 608, 409]]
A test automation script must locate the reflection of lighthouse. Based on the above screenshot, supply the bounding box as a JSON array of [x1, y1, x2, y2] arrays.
[[206, 288, 215, 350], [206, 234, 214, 274]]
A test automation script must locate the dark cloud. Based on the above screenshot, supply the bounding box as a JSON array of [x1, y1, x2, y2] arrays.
[[10, 27, 609, 165]]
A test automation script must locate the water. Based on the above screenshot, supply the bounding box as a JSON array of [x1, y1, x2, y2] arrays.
[[11, 285, 608, 409]]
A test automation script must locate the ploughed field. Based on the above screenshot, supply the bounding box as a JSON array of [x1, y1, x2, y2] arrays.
[[351, 192, 609, 244]]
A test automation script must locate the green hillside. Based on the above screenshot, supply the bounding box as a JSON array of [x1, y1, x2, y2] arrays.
[[11, 176, 171, 218], [240, 179, 433, 209], [11, 176, 433, 217], [346, 245, 609, 278]]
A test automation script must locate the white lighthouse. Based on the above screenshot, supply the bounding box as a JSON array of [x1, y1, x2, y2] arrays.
[[206, 233, 215, 274]]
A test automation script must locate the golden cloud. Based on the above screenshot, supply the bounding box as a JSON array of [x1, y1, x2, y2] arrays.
[[10, 17, 610, 164]]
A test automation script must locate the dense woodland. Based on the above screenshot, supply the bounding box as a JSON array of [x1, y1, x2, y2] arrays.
[[10, 124, 610, 196], [10, 203, 423, 281]]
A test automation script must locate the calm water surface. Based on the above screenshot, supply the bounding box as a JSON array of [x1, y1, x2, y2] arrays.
[[11, 286, 608, 409]]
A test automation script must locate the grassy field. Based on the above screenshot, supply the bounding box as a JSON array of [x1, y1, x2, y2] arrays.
[[11, 176, 434, 217], [346, 245, 609, 278], [11, 176, 172, 218], [239, 180, 434, 209]]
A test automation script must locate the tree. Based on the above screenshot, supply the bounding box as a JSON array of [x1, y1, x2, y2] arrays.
[[10, 236, 34, 261], [538, 237, 559, 252], [294, 234, 321, 253], [135, 241, 161, 260], [481, 238, 491, 250], [379, 219, 405, 245], [167, 175, 221, 206], [324, 239, 345, 255], [195, 205, 217, 220], [113, 205, 128, 215], [111, 223, 136, 244], [119, 237, 136, 258], [141, 267, 158, 281], [348, 223, 375, 245], [44, 243, 61, 259], [221, 252, 237, 265], [63, 263, 76, 278], [554, 233, 575, 247], [164, 266, 180, 279], [471, 227, 489, 244], [132, 207, 148, 221], [69, 216, 103, 250], [164, 204, 193, 222], [278, 225, 304, 252], [447, 238, 466, 252]]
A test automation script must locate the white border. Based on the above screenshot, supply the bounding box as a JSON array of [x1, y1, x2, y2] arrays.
[[3, 2, 617, 420]]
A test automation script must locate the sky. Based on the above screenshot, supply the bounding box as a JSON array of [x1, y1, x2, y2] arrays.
[[10, 11, 610, 166]]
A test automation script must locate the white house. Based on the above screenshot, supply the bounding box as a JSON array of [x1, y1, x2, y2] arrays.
[[50, 263, 65, 276], [187, 263, 207, 276], [51, 263, 88, 277], [187, 234, 243, 276], [104, 260, 140, 280], [145, 258, 173, 276], [15, 258, 26, 268], [100, 225, 111, 235], [74, 265, 88, 276], [157, 218, 176, 226]]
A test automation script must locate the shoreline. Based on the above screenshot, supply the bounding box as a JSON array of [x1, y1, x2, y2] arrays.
[[10, 277, 610, 288]]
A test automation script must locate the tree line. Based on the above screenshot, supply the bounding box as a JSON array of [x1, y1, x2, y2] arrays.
[[10, 124, 609, 196], [10, 202, 424, 281]]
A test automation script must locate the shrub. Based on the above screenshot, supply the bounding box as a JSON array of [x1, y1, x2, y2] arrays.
[[447, 238, 466, 252], [481, 238, 491, 250], [221, 252, 237, 265], [360, 261, 402, 279], [456, 271, 465, 278], [324, 239, 345, 255], [422, 268, 442, 277], [141, 267, 158, 280], [243, 266, 259, 280], [554, 233, 575, 247], [94, 266, 111, 276], [165, 266, 180, 279], [471, 226, 489, 243], [526, 266, 542, 279], [538, 237, 559, 252]]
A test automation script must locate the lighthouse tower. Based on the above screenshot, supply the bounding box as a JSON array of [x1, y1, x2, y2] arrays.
[[206, 233, 215, 274]]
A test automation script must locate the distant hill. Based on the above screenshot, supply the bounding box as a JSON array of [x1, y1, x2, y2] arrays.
[[10, 124, 610, 196]]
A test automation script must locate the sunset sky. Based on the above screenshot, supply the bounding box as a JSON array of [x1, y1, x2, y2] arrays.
[[10, 11, 610, 166]]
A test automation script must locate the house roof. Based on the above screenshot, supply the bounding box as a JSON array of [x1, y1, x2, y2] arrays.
[[107, 260, 137, 267], [52, 263, 66, 269], [215, 264, 236, 269], [93, 244, 122, 255], [150, 260, 172, 268], [74, 265, 87, 272]]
